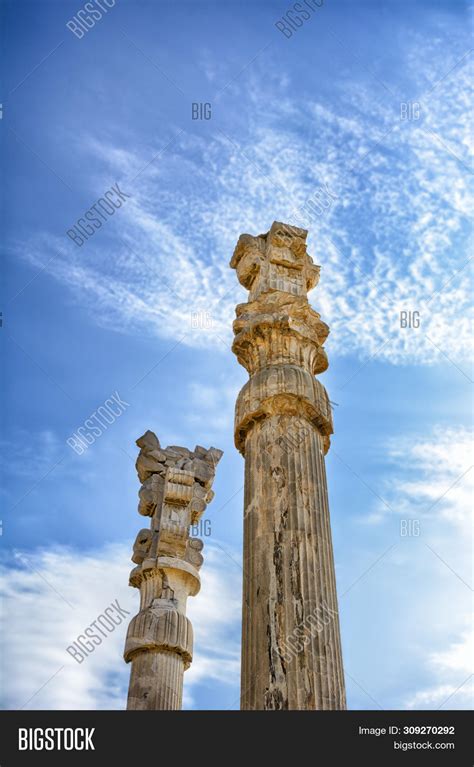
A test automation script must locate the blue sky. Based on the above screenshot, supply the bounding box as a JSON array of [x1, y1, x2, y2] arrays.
[[1, 0, 472, 710]]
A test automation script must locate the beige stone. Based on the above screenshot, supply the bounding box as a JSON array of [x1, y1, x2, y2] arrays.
[[124, 432, 222, 710], [231, 221, 346, 710]]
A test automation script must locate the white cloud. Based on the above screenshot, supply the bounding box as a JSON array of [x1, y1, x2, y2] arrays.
[[13, 30, 473, 367], [406, 629, 473, 710], [0, 542, 241, 710], [364, 425, 473, 529], [355, 424, 472, 710], [431, 629, 474, 674]]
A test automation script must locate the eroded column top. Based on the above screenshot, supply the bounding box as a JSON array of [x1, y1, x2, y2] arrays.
[[230, 220, 320, 301], [230, 223, 333, 453], [129, 430, 223, 590], [230, 221, 329, 377]]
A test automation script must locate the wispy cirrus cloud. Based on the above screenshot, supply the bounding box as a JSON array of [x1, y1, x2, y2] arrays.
[[362, 425, 473, 528], [12, 29, 473, 367]]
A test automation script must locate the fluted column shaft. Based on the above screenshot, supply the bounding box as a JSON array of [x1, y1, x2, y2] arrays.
[[241, 414, 345, 709], [125, 566, 195, 711], [127, 650, 185, 710]]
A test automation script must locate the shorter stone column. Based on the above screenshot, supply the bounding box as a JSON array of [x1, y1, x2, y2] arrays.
[[124, 430, 222, 710]]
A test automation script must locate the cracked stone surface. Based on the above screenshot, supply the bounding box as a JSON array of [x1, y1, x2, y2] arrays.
[[231, 221, 346, 710], [124, 431, 223, 710]]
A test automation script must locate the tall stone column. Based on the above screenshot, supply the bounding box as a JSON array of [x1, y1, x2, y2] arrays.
[[230, 221, 346, 710], [124, 430, 222, 710]]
